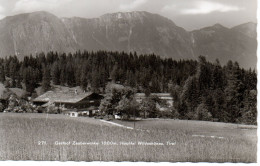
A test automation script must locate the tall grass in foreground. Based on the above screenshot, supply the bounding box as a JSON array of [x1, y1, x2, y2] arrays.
[[0, 113, 256, 162]]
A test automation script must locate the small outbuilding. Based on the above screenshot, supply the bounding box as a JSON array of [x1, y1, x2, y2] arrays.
[[64, 111, 79, 117]]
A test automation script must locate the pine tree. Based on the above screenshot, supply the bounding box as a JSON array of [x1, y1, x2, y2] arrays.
[[80, 68, 88, 91], [51, 62, 60, 85], [212, 88, 226, 122], [212, 59, 224, 90], [241, 90, 257, 124], [111, 64, 118, 82], [42, 67, 51, 92], [15, 74, 22, 88], [23, 67, 37, 94], [196, 56, 212, 92], [9, 61, 18, 87], [91, 69, 100, 93], [0, 65, 5, 83], [59, 67, 66, 86], [224, 62, 244, 123], [180, 76, 199, 113], [150, 76, 161, 93], [66, 62, 75, 87]]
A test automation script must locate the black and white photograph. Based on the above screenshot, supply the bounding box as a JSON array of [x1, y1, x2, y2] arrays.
[[0, 0, 257, 164]]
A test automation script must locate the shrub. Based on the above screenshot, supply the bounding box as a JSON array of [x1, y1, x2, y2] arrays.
[[196, 103, 213, 121], [171, 107, 180, 119], [0, 103, 4, 112]]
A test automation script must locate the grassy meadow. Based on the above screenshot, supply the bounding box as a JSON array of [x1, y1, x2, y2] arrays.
[[0, 113, 257, 162]]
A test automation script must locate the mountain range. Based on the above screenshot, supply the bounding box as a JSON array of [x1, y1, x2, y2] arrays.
[[0, 11, 256, 68]]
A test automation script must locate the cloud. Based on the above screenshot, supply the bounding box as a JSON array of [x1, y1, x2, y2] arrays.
[[119, 0, 148, 11], [161, 4, 176, 12], [0, 14, 4, 19], [181, 1, 244, 15], [0, 4, 5, 19], [12, 0, 72, 13], [0, 4, 4, 12]]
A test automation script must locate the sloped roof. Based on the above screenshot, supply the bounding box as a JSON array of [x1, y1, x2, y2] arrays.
[[33, 90, 94, 103]]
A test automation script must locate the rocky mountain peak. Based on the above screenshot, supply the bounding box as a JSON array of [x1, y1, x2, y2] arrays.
[[0, 11, 256, 69], [231, 22, 257, 38], [101, 11, 150, 19], [212, 23, 226, 29]]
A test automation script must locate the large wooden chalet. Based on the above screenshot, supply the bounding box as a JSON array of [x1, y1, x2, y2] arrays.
[[33, 90, 104, 116]]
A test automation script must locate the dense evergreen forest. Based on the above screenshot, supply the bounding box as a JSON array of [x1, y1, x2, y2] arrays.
[[0, 51, 257, 124]]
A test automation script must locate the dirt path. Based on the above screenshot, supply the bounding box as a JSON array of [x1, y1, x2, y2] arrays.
[[99, 120, 151, 133], [99, 120, 134, 129]]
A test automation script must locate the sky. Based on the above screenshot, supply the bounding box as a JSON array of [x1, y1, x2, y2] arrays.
[[0, 0, 257, 30]]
